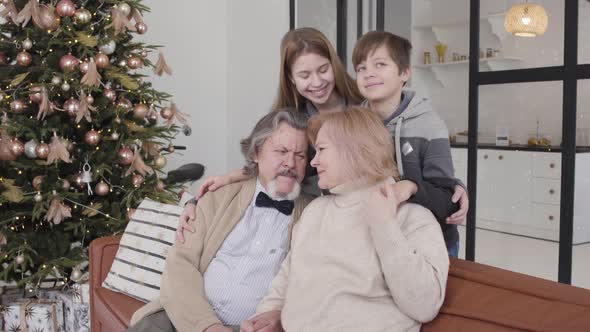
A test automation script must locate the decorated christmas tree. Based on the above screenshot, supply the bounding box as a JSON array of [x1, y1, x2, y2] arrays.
[[0, 0, 188, 289]]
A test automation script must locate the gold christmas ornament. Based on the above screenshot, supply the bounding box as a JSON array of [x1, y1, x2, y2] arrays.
[[64, 97, 80, 117], [95, 181, 109, 196], [56, 0, 76, 17], [59, 54, 78, 72], [95, 53, 109, 68], [126, 56, 142, 69], [133, 103, 149, 119], [117, 3, 131, 16], [79, 60, 90, 73], [505, 3, 548, 37], [73, 173, 85, 189], [155, 180, 165, 192], [32, 175, 44, 190], [154, 155, 167, 169], [35, 142, 49, 159], [9, 99, 27, 113], [103, 88, 117, 101], [36, 5, 60, 31], [131, 173, 144, 186], [16, 51, 32, 66], [84, 129, 101, 145], [74, 8, 91, 24], [135, 22, 148, 35], [9, 139, 24, 157], [116, 98, 132, 110], [117, 146, 134, 165]]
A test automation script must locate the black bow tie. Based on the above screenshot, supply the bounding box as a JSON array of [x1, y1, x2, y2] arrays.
[[255, 192, 294, 215]]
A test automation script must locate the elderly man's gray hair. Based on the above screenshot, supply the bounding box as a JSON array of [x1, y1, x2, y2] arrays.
[[240, 109, 308, 176]]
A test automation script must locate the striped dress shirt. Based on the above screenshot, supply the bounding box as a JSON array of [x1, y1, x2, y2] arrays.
[[202, 180, 292, 325]]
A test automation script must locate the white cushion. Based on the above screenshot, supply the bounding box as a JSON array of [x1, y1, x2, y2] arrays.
[[101, 198, 184, 303]]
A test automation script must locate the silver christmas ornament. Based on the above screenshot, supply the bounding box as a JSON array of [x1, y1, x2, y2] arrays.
[[51, 76, 62, 85], [34, 192, 43, 202], [24, 139, 38, 158], [61, 82, 71, 91], [71, 268, 83, 282], [22, 38, 33, 50], [15, 255, 25, 265], [99, 40, 116, 55], [111, 131, 120, 140]]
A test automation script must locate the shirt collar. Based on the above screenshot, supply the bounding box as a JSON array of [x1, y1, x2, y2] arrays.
[[252, 178, 269, 207]]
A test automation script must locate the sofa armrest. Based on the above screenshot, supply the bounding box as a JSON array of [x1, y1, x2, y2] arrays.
[[89, 235, 122, 289]]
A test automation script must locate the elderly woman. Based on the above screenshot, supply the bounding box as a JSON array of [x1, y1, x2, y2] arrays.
[[242, 106, 449, 332]]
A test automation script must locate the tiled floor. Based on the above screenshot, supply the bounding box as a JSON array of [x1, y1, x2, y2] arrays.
[[457, 225, 590, 289]]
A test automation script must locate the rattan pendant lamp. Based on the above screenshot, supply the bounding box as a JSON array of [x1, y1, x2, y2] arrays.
[[504, 1, 548, 37]]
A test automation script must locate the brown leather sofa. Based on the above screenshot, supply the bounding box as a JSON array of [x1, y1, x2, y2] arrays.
[[90, 235, 590, 332]]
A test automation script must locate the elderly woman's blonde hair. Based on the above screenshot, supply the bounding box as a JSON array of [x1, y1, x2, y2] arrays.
[[308, 106, 400, 183]]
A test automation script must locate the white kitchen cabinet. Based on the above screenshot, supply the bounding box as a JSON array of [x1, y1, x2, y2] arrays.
[[451, 147, 590, 244]]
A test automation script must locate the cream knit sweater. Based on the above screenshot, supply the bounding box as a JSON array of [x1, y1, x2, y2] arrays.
[[256, 178, 449, 332]]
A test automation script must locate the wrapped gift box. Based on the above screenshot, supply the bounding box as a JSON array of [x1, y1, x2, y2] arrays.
[[38, 288, 89, 332], [1, 298, 64, 332], [70, 283, 90, 304]]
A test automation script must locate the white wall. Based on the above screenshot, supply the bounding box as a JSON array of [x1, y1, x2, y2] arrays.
[[141, 0, 289, 190]]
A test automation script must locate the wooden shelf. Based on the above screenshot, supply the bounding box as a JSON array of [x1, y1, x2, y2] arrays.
[[414, 56, 522, 69]]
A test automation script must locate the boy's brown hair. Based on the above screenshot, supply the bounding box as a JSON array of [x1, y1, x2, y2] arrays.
[[352, 31, 412, 74]]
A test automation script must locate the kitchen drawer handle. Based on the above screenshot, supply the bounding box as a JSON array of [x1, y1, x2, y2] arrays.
[[550, 163, 555, 169], [549, 215, 554, 221], [498, 155, 504, 160], [549, 189, 555, 195]]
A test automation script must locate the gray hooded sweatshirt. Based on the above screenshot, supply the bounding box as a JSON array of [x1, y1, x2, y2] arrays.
[[366, 91, 460, 247]]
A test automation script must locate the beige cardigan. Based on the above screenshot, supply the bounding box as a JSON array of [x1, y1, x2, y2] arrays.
[[129, 178, 313, 332], [256, 179, 449, 332]]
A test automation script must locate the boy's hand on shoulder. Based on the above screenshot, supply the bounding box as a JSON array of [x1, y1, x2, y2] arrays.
[[447, 185, 468, 224]]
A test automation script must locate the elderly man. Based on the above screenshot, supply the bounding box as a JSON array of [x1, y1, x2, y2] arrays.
[[127, 109, 313, 332]]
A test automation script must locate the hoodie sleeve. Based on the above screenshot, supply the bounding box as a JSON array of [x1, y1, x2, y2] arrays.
[[406, 177, 458, 222]]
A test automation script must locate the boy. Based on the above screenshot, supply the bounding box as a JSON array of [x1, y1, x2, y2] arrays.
[[352, 31, 467, 256]]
